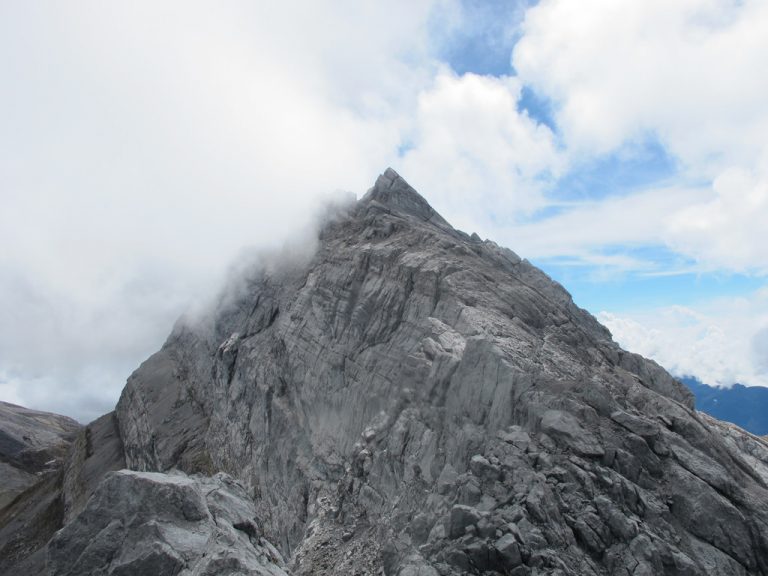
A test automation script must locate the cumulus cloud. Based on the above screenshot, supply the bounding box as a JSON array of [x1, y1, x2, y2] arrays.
[[514, 0, 768, 165], [503, 185, 707, 267], [665, 163, 768, 272], [752, 326, 768, 376], [599, 287, 768, 388], [400, 71, 563, 233], [513, 0, 768, 274]]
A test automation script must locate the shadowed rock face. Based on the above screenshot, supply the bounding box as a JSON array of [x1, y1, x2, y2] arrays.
[[0, 401, 80, 492], [4, 169, 768, 575], [0, 401, 81, 574]]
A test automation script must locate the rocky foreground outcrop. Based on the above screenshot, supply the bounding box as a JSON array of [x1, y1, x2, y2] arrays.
[[3, 169, 768, 575], [48, 470, 288, 576]]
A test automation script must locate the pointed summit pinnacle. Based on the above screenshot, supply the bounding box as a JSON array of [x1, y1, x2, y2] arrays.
[[362, 168, 450, 228]]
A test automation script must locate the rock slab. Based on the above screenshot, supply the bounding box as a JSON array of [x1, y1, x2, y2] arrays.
[[48, 469, 287, 576]]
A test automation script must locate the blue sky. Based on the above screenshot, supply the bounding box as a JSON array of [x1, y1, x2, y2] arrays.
[[1, 0, 767, 420]]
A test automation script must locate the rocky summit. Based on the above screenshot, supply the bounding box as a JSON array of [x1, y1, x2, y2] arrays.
[[2, 168, 768, 575]]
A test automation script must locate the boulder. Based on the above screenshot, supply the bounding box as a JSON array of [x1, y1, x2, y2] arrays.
[[47, 470, 287, 576], [449, 505, 482, 540]]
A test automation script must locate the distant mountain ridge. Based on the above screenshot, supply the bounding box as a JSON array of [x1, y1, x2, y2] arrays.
[[683, 377, 768, 436]]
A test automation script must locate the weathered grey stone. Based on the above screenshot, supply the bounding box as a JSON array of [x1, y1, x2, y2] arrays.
[[62, 411, 126, 523], [47, 470, 287, 576], [449, 505, 482, 540], [410, 513, 433, 545], [457, 477, 482, 506], [594, 495, 637, 541], [494, 533, 522, 568], [463, 538, 492, 570], [469, 454, 502, 482], [476, 515, 496, 538], [106, 169, 768, 575], [436, 464, 458, 495], [498, 426, 531, 451], [540, 410, 605, 457], [610, 409, 660, 439], [398, 555, 440, 576]]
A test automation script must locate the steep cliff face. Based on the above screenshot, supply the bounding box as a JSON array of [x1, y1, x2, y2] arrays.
[[105, 169, 768, 575]]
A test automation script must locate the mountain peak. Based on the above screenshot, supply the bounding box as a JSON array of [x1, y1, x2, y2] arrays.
[[362, 167, 450, 227], [7, 171, 768, 576]]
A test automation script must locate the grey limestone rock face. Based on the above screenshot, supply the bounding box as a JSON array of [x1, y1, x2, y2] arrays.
[[47, 469, 288, 576], [6, 169, 768, 575], [108, 169, 768, 575], [0, 411, 127, 576], [61, 411, 126, 523]]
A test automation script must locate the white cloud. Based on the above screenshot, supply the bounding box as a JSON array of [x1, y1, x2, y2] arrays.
[[665, 163, 768, 272], [599, 287, 768, 387], [514, 0, 768, 166], [399, 71, 563, 233], [0, 379, 23, 408], [513, 0, 768, 273], [502, 185, 708, 266]]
